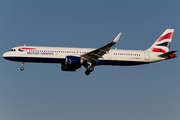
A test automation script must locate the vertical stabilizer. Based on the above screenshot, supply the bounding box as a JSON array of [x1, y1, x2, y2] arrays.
[[147, 29, 174, 53]]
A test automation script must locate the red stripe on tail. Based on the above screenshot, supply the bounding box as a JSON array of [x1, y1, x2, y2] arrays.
[[157, 32, 173, 42], [151, 47, 167, 53]]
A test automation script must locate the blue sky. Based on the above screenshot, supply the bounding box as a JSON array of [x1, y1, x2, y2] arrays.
[[0, 0, 180, 120]]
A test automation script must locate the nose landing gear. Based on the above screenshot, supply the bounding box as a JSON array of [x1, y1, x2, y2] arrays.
[[20, 62, 25, 71]]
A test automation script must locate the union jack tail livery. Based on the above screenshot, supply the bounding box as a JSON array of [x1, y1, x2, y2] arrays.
[[147, 29, 174, 53]]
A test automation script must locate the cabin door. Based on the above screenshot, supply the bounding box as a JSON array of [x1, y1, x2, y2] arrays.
[[107, 51, 112, 59], [145, 51, 150, 60]]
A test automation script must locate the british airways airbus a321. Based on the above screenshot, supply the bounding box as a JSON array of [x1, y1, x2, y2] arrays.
[[3, 29, 177, 75]]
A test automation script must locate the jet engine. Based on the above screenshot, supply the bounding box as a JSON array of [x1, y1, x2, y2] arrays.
[[61, 56, 83, 71]]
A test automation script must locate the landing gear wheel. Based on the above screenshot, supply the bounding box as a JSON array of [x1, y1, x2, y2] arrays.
[[89, 66, 94, 72], [85, 70, 90, 75], [20, 62, 25, 71], [20, 67, 24, 71]]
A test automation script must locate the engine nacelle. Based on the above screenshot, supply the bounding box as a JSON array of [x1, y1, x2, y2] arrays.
[[61, 56, 83, 71], [61, 63, 76, 71], [65, 56, 83, 66]]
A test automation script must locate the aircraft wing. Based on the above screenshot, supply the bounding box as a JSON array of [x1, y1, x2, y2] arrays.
[[81, 32, 122, 63]]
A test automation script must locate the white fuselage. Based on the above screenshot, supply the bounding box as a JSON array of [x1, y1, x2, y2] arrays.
[[3, 46, 165, 66]]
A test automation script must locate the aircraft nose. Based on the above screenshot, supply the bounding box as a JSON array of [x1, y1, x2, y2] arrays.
[[2, 52, 9, 59]]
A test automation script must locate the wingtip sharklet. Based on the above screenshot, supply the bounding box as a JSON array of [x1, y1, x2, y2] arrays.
[[113, 32, 122, 43]]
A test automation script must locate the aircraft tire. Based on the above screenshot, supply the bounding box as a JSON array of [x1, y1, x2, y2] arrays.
[[20, 67, 24, 71], [89, 66, 94, 72], [85, 70, 90, 75]]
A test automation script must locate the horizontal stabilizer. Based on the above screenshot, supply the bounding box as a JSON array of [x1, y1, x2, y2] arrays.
[[159, 50, 177, 59]]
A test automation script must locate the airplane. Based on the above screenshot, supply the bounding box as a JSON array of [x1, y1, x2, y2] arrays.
[[2, 29, 177, 75]]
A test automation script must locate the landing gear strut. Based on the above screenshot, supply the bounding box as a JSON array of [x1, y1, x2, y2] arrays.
[[20, 62, 25, 71], [84, 64, 94, 75]]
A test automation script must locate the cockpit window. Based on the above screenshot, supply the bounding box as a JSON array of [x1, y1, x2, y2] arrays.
[[9, 49, 16, 52]]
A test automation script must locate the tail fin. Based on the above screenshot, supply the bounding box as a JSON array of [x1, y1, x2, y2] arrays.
[[147, 29, 174, 53]]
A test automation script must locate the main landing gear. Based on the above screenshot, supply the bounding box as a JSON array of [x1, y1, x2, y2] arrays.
[[85, 66, 94, 75], [20, 62, 25, 71]]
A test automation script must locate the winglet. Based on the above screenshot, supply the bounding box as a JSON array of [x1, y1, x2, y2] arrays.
[[113, 32, 122, 43]]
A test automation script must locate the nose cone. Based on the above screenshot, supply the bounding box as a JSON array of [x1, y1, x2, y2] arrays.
[[2, 52, 9, 59]]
